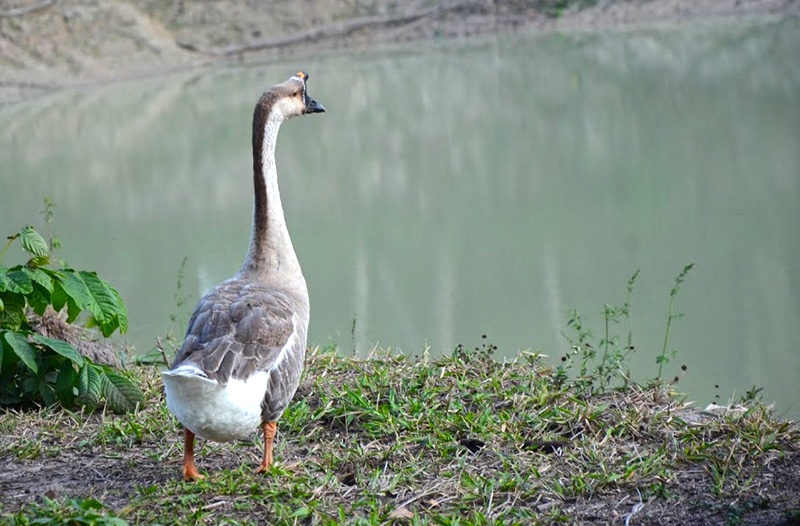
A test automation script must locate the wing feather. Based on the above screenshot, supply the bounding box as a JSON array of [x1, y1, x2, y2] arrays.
[[171, 282, 299, 385]]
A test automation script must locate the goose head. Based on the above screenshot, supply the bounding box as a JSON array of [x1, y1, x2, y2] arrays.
[[263, 71, 325, 122]]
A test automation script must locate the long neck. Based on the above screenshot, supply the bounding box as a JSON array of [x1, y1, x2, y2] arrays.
[[239, 109, 302, 280]]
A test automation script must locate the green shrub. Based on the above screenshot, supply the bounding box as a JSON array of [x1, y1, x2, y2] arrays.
[[0, 225, 143, 413]]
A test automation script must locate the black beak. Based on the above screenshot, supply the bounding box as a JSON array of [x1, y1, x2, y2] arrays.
[[305, 96, 325, 114]]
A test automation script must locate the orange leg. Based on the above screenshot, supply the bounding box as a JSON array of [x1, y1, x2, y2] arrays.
[[255, 421, 277, 474], [182, 428, 205, 482]]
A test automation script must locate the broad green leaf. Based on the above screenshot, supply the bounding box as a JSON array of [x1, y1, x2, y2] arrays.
[[32, 334, 85, 367], [26, 283, 51, 316], [3, 330, 38, 373], [94, 316, 120, 339], [0, 267, 7, 292], [22, 376, 38, 396], [50, 279, 84, 323], [79, 271, 116, 320], [78, 363, 102, 408], [0, 291, 25, 315], [55, 361, 77, 407], [79, 271, 125, 337], [110, 287, 128, 334], [66, 296, 82, 323], [54, 270, 92, 311], [0, 293, 26, 331], [50, 279, 69, 312], [5, 269, 32, 295], [39, 381, 56, 406], [20, 226, 49, 257], [24, 267, 53, 292], [0, 336, 3, 371], [101, 370, 145, 413]]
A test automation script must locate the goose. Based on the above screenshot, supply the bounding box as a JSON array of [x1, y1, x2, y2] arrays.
[[162, 71, 325, 482]]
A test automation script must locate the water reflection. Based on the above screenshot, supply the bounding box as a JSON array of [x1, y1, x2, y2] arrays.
[[1, 17, 798, 415]]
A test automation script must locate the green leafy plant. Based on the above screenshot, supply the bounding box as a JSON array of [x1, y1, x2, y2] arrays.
[[8, 496, 129, 525], [558, 269, 639, 395], [559, 265, 695, 394], [0, 224, 143, 413]]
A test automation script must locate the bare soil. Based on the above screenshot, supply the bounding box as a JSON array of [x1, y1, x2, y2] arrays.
[[1, 0, 799, 102]]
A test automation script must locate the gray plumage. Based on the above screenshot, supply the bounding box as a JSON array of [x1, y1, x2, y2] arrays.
[[171, 282, 308, 422]]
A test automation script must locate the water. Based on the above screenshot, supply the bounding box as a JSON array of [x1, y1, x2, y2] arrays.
[[1, 17, 798, 416]]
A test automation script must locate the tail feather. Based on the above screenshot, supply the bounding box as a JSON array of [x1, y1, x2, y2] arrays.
[[162, 364, 211, 380]]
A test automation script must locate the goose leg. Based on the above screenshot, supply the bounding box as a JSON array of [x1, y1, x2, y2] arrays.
[[182, 428, 205, 482], [256, 421, 277, 474]]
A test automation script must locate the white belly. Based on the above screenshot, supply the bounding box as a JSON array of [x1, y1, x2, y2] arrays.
[[162, 365, 268, 442]]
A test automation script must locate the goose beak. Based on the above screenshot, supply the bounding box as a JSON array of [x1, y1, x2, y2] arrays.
[[305, 97, 325, 114]]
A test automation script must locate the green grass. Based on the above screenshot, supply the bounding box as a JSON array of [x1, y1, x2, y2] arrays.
[[1, 344, 797, 525]]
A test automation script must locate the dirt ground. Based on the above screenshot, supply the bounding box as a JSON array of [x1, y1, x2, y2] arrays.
[[2, 424, 798, 525], [1, 0, 799, 102]]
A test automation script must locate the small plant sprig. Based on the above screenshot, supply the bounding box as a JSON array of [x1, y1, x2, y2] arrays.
[[167, 256, 190, 327], [558, 270, 639, 395], [656, 263, 694, 381], [0, 223, 143, 413], [560, 266, 697, 394], [597, 268, 639, 391], [40, 195, 61, 257]]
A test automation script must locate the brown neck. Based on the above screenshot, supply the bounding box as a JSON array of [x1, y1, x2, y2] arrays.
[[238, 93, 302, 281]]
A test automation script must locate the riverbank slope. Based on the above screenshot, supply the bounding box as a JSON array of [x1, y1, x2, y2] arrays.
[[1, 346, 799, 524], [1, 0, 798, 101]]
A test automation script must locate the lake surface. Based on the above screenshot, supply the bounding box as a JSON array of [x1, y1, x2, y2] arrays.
[[1, 16, 798, 416]]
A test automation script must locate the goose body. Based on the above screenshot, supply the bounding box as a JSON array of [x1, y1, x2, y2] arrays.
[[163, 283, 305, 443], [162, 71, 324, 481]]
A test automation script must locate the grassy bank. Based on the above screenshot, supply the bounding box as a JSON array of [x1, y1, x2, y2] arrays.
[[1, 343, 798, 525]]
